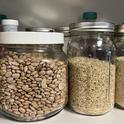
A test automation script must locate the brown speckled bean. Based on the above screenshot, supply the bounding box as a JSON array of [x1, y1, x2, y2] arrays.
[[0, 51, 67, 121]]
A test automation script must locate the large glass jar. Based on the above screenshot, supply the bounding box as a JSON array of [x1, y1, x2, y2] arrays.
[[115, 24, 124, 109], [0, 32, 67, 121], [68, 22, 115, 115], [55, 27, 71, 55]]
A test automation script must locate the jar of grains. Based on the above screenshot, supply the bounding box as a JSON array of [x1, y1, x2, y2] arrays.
[[68, 22, 115, 115], [115, 23, 124, 109], [55, 27, 71, 55], [0, 32, 67, 121]]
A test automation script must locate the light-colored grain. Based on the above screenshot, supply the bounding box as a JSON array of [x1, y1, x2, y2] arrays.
[[68, 57, 115, 115], [115, 56, 124, 108]]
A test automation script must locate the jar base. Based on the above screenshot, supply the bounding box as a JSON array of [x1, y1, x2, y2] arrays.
[[69, 106, 112, 116], [0, 108, 63, 122], [115, 103, 124, 110]]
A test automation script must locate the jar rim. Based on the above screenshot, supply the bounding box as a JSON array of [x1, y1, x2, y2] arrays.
[[70, 22, 114, 32], [26, 27, 55, 32]]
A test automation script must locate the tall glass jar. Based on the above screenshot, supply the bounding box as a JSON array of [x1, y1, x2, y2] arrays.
[[55, 27, 71, 55], [68, 22, 115, 115], [0, 32, 67, 121], [115, 24, 124, 109]]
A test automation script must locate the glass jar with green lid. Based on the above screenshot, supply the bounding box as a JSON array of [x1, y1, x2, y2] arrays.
[[115, 23, 124, 109], [68, 22, 115, 115]]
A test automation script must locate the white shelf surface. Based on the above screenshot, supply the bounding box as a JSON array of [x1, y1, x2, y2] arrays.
[[0, 108, 124, 124]]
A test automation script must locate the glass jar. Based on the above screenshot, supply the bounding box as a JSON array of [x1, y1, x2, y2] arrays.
[[68, 22, 115, 115], [115, 24, 124, 109], [0, 32, 67, 121], [55, 27, 71, 55]]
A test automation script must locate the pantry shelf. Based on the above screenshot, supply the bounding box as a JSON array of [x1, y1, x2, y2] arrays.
[[0, 108, 123, 124]]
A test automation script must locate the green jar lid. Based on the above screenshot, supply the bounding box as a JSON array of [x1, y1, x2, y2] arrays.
[[83, 12, 97, 20], [0, 14, 7, 23]]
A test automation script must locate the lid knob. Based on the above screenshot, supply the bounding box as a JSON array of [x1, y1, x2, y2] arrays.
[[83, 12, 97, 20]]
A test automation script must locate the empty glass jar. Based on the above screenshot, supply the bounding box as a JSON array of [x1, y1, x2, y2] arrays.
[[0, 32, 67, 121], [68, 22, 115, 115]]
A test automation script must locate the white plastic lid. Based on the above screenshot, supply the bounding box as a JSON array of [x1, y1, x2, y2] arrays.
[[0, 32, 64, 44], [2, 19, 19, 26]]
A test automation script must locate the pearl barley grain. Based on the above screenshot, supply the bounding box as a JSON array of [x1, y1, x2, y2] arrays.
[[115, 56, 124, 108], [68, 57, 115, 115]]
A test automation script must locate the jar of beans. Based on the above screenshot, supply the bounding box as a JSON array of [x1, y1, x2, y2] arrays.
[[0, 32, 67, 121]]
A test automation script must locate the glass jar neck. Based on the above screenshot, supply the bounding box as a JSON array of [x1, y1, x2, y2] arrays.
[[2, 44, 63, 52], [71, 31, 113, 38], [50, 44, 63, 51]]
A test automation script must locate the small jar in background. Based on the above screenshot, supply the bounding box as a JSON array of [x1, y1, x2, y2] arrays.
[[115, 23, 124, 109], [55, 27, 71, 55], [0, 14, 7, 31], [2, 19, 19, 32]]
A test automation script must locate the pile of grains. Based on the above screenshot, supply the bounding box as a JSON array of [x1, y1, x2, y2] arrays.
[[115, 56, 124, 108], [0, 51, 67, 121], [68, 57, 115, 115]]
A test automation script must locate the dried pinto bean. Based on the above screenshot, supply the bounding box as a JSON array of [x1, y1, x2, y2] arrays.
[[0, 51, 67, 121]]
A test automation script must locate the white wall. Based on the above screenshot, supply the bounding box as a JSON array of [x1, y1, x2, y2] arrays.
[[0, 0, 123, 29]]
